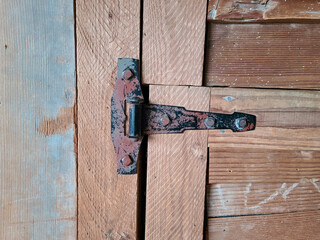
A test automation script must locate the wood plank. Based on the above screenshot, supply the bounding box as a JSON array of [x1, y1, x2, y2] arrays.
[[208, 0, 320, 22], [205, 23, 320, 89], [209, 148, 320, 184], [208, 88, 320, 184], [207, 181, 320, 217], [209, 88, 320, 128], [76, 0, 140, 239], [0, 1, 76, 239], [208, 210, 320, 240], [142, 0, 207, 86], [145, 85, 209, 239]]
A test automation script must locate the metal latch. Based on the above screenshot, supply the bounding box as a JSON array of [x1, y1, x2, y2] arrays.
[[111, 58, 256, 174]]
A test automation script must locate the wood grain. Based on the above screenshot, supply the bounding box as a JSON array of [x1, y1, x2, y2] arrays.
[[0, 0, 76, 239], [207, 181, 320, 217], [209, 88, 320, 128], [142, 0, 207, 86], [205, 23, 320, 89], [208, 0, 320, 22], [208, 210, 320, 240], [208, 88, 320, 184], [209, 148, 320, 184], [145, 85, 209, 239], [76, 0, 140, 239]]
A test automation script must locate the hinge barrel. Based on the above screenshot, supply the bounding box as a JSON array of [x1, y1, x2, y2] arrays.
[[129, 103, 142, 139]]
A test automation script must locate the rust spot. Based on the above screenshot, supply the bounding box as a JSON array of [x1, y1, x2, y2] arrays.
[[4, 44, 8, 49], [38, 106, 74, 136]]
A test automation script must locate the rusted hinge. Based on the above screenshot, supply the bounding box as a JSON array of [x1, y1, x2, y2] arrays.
[[111, 58, 256, 174]]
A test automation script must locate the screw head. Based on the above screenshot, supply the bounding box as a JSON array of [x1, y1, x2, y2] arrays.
[[120, 155, 133, 166], [159, 115, 171, 126], [205, 117, 216, 128], [122, 69, 133, 80], [235, 117, 248, 130]]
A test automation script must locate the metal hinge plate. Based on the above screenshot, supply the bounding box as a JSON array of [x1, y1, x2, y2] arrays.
[[111, 58, 256, 174]]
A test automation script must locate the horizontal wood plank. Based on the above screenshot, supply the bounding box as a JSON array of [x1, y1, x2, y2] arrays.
[[208, 88, 320, 184], [205, 23, 320, 89], [209, 148, 320, 184], [209, 88, 320, 128], [146, 85, 209, 239], [142, 0, 207, 86], [207, 181, 320, 217], [208, 210, 320, 240], [0, 0, 76, 239], [208, 0, 320, 22]]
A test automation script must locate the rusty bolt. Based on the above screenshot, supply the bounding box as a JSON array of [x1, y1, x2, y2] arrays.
[[205, 117, 216, 128], [159, 115, 171, 126], [235, 117, 248, 130], [122, 69, 133, 80], [120, 155, 133, 166]]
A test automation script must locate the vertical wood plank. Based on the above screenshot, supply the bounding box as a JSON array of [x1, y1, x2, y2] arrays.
[[76, 0, 140, 239], [142, 0, 207, 86], [0, 0, 76, 239], [145, 85, 209, 239]]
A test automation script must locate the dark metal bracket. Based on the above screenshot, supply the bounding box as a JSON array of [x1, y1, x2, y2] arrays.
[[111, 58, 256, 174]]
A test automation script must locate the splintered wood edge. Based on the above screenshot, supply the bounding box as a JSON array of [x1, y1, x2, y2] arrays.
[[207, 0, 320, 22]]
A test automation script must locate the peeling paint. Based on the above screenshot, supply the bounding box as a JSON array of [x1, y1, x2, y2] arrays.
[[282, 183, 299, 199], [216, 184, 227, 210], [208, 0, 320, 22], [38, 106, 74, 136], [222, 96, 235, 102], [246, 182, 300, 209]]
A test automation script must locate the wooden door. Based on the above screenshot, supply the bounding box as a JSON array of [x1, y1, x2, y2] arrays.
[[76, 0, 320, 239], [2, 0, 320, 239]]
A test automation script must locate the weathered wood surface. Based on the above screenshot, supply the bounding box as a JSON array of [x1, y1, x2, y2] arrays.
[[207, 87, 320, 237], [208, 210, 320, 240], [0, 0, 76, 239], [145, 85, 209, 239], [76, 0, 140, 239], [209, 148, 320, 184], [205, 23, 320, 89], [142, 0, 207, 86], [207, 181, 320, 217], [208, 0, 320, 22], [209, 88, 320, 128], [208, 88, 320, 184]]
